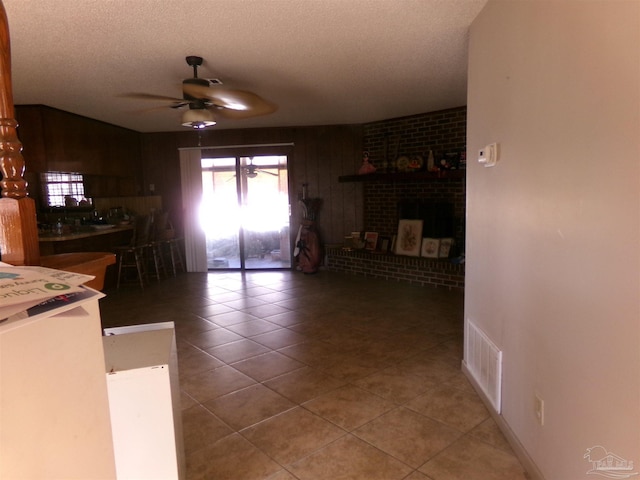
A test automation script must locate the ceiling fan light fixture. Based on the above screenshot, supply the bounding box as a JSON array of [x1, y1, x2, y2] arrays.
[[181, 108, 216, 129]]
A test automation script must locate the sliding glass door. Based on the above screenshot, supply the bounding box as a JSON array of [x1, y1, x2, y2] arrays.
[[200, 155, 291, 270]]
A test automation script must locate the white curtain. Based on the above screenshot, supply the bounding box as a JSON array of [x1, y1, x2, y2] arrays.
[[179, 149, 208, 272]]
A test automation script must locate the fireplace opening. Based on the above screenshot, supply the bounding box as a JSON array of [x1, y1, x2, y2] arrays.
[[397, 199, 455, 239]]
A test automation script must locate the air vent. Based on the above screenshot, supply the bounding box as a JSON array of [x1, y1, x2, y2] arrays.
[[464, 319, 502, 413]]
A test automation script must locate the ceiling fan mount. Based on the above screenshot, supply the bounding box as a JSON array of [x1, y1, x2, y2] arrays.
[[185, 55, 203, 69], [182, 56, 210, 94], [122, 55, 277, 129]]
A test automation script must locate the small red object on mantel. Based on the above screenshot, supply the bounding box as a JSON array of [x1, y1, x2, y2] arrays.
[[358, 151, 376, 175]]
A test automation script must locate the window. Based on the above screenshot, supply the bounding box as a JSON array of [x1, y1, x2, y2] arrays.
[[40, 172, 87, 207]]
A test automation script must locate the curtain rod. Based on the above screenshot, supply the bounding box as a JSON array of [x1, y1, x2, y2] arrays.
[[179, 142, 294, 151]]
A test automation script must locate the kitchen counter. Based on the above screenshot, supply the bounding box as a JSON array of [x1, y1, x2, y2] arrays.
[[38, 225, 134, 288], [38, 225, 134, 259], [39, 225, 133, 242]]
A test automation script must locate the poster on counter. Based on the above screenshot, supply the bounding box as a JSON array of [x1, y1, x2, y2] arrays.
[[0, 262, 96, 321]]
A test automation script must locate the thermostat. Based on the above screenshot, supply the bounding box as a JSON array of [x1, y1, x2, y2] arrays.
[[478, 143, 499, 167]]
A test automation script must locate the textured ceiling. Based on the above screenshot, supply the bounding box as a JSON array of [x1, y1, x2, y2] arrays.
[[3, 0, 486, 133]]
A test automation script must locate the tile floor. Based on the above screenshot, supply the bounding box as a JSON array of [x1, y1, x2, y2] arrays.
[[100, 270, 528, 480]]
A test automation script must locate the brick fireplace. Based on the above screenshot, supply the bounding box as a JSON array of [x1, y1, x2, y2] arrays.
[[326, 106, 466, 290]]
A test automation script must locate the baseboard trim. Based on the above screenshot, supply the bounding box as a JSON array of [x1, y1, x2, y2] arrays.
[[461, 361, 545, 480]]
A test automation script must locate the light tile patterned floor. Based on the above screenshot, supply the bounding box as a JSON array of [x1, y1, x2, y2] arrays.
[[100, 270, 528, 480]]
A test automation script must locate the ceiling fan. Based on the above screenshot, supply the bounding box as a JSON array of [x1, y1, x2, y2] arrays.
[[227, 158, 279, 180], [123, 56, 277, 129], [245, 162, 278, 178]]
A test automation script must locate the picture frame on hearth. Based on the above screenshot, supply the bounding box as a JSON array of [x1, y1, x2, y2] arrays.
[[350, 231, 364, 249], [421, 238, 440, 258], [364, 232, 378, 250], [438, 238, 454, 258], [394, 219, 423, 256], [377, 236, 391, 253]]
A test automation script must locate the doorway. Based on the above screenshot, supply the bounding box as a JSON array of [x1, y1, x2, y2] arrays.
[[200, 155, 291, 270]]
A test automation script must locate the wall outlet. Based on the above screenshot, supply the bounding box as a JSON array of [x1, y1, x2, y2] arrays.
[[535, 394, 545, 426]]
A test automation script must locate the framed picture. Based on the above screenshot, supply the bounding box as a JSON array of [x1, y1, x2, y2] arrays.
[[394, 219, 423, 256], [421, 238, 440, 258], [350, 231, 364, 249], [377, 235, 391, 253], [439, 238, 454, 258], [364, 232, 378, 250], [390, 235, 397, 254]]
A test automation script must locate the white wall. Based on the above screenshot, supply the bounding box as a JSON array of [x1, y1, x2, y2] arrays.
[[465, 2, 640, 479]]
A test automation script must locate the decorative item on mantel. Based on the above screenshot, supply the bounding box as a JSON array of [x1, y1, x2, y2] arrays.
[[358, 151, 376, 175], [427, 150, 438, 172], [396, 154, 424, 173], [439, 151, 465, 171]]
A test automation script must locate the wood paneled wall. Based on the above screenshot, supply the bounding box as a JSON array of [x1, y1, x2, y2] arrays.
[[140, 125, 364, 245], [15, 105, 143, 206], [13, 104, 365, 247], [16, 105, 142, 176]]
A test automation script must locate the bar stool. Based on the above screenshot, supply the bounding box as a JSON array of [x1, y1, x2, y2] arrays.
[[152, 211, 184, 277], [145, 211, 169, 282], [163, 237, 185, 277], [115, 215, 151, 288], [145, 241, 167, 282]]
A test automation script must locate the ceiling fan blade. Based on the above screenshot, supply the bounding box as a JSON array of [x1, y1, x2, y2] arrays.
[[183, 84, 277, 117], [132, 104, 180, 115], [120, 92, 186, 103], [209, 107, 273, 120], [256, 169, 279, 176]]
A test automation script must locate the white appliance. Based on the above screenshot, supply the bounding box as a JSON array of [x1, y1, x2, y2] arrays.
[[103, 322, 185, 480]]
